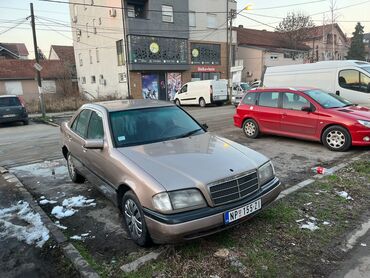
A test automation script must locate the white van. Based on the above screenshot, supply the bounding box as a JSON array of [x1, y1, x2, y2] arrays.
[[174, 79, 228, 107], [263, 60, 370, 106]]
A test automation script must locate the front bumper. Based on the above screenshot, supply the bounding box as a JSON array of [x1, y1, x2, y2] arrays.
[[351, 128, 370, 146], [144, 177, 282, 244]]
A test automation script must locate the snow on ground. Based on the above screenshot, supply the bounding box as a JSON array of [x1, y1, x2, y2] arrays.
[[39, 199, 57, 205], [70, 232, 90, 241], [336, 191, 353, 200], [51, 206, 75, 219], [300, 221, 320, 231], [0, 201, 49, 247], [54, 221, 67, 230], [62, 196, 96, 208]]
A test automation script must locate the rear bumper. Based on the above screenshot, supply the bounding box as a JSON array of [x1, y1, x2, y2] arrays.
[[144, 177, 282, 244], [0, 114, 28, 124], [233, 113, 243, 128]]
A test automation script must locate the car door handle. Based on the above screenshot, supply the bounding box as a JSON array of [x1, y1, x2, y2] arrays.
[[82, 145, 87, 152], [336, 90, 340, 96]]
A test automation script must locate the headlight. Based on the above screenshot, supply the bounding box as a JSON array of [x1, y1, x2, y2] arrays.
[[152, 189, 206, 213], [258, 161, 275, 185], [358, 120, 370, 128]]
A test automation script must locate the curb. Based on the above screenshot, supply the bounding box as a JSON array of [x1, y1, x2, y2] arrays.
[[0, 166, 99, 278], [30, 118, 60, 127]]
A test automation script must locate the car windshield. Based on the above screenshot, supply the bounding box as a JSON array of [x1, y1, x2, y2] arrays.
[[362, 66, 370, 74], [304, 89, 353, 109], [240, 83, 251, 90], [0, 97, 21, 107], [110, 106, 204, 147]]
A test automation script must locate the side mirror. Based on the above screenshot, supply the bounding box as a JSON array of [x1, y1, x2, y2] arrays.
[[202, 123, 209, 130], [301, 106, 312, 113], [84, 139, 104, 149]]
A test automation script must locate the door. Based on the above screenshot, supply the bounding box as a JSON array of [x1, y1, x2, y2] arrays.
[[141, 73, 159, 99], [280, 92, 318, 137], [337, 69, 370, 105], [255, 92, 283, 133], [167, 72, 182, 101], [68, 109, 92, 176], [178, 84, 193, 104]]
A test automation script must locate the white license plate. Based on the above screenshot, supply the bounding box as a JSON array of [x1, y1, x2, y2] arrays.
[[2, 114, 16, 118], [224, 199, 261, 224]]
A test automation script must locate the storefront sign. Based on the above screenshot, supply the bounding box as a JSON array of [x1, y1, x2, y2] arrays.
[[196, 66, 216, 72]]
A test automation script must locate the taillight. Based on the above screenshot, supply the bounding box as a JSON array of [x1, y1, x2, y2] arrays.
[[18, 96, 26, 108]]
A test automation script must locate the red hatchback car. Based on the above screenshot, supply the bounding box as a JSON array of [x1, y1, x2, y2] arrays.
[[234, 88, 370, 151]]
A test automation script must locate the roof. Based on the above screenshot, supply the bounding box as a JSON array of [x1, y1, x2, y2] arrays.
[[49, 45, 75, 65], [0, 43, 29, 58], [90, 99, 174, 112], [235, 27, 310, 51], [305, 24, 348, 42], [0, 59, 67, 80]]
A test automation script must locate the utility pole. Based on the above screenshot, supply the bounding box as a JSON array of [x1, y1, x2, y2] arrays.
[[228, 7, 236, 102], [30, 3, 45, 117], [329, 0, 336, 60], [121, 0, 131, 98]]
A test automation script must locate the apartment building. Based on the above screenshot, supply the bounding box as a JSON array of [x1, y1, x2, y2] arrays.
[[69, 0, 235, 100]]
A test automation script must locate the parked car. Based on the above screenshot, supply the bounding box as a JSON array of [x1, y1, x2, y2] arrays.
[[60, 100, 281, 246], [263, 60, 370, 107], [234, 87, 370, 151], [174, 79, 228, 107], [0, 95, 29, 125], [232, 82, 251, 107]]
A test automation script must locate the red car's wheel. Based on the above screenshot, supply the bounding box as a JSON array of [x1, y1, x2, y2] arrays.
[[243, 119, 260, 139], [322, 125, 351, 152]]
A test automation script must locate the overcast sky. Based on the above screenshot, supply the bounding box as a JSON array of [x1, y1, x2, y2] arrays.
[[0, 0, 369, 59]]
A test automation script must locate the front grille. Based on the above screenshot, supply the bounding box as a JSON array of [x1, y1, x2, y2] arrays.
[[209, 171, 259, 206]]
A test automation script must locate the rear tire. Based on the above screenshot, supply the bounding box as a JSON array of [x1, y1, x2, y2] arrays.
[[67, 153, 85, 183], [199, 97, 206, 108], [174, 99, 181, 106], [243, 119, 260, 139], [122, 191, 151, 246], [23, 120, 29, 125], [322, 125, 351, 151]]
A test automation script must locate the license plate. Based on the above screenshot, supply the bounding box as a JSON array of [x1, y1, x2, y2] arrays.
[[2, 114, 16, 118], [224, 199, 261, 224]]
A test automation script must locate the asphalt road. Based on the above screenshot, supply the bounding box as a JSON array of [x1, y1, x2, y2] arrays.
[[1, 105, 367, 185]]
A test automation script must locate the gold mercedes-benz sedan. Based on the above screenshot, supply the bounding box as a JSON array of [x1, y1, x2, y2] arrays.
[[60, 100, 281, 246]]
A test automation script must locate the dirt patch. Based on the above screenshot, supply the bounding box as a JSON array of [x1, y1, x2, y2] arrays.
[[124, 155, 370, 278]]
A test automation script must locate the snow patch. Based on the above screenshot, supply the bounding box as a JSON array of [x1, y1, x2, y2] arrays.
[[62, 196, 96, 208], [54, 221, 67, 230], [300, 221, 320, 231], [360, 243, 367, 247], [336, 191, 353, 200], [39, 199, 57, 205], [323, 221, 330, 225], [70, 232, 90, 241], [51, 206, 75, 219], [0, 201, 49, 247]]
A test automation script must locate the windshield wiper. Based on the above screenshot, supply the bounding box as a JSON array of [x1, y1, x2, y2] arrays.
[[179, 128, 202, 138], [343, 103, 357, 107]]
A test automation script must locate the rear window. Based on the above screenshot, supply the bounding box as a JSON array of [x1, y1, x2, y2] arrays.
[[0, 97, 21, 107]]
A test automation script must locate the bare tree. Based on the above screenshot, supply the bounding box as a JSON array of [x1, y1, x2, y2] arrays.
[[276, 12, 314, 50]]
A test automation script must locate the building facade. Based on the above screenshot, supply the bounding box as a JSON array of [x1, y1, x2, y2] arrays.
[[304, 24, 349, 62], [69, 0, 234, 100], [235, 27, 309, 82]]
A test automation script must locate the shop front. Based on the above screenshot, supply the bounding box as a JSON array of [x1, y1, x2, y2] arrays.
[[141, 72, 182, 101]]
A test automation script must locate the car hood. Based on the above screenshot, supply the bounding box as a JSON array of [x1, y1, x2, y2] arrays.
[[117, 133, 268, 192], [333, 105, 370, 120]]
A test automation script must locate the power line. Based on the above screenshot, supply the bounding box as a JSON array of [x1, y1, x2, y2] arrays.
[[253, 0, 326, 10], [0, 18, 28, 35]]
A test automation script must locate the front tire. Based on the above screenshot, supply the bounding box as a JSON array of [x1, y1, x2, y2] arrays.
[[67, 153, 85, 183], [199, 97, 206, 108], [122, 191, 151, 246], [322, 125, 351, 151], [174, 99, 181, 106], [243, 119, 260, 139]]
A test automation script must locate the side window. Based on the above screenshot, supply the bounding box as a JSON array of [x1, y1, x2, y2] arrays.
[[339, 70, 361, 91], [258, 92, 279, 108], [180, 85, 188, 93], [360, 73, 370, 93], [71, 114, 80, 131], [282, 92, 310, 110], [242, 93, 256, 105], [74, 109, 92, 138], [87, 111, 104, 139]]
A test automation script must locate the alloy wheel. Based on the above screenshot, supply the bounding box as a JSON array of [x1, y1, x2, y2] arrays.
[[124, 199, 143, 239], [244, 122, 256, 136]]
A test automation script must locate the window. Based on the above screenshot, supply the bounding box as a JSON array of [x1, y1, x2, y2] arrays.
[[96, 48, 99, 63], [118, 73, 126, 83], [191, 43, 221, 65], [207, 13, 217, 28], [180, 85, 187, 94], [162, 5, 173, 23], [258, 92, 279, 108], [191, 72, 221, 81], [72, 109, 92, 138], [339, 70, 370, 93], [78, 53, 83, 66], [82, 77, 86, 84], [87, 111, 104, 139], [127, 1, 147, 19], [91, 76, 96, 83], [0, 97, 21, 107], [86, 23, 89, 37], [242, 93, 257, 105], [189, 11, 196, 27], [116, 39, 124, 66], [282, 92, 310, 110], [89, 49, 92, 64]]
